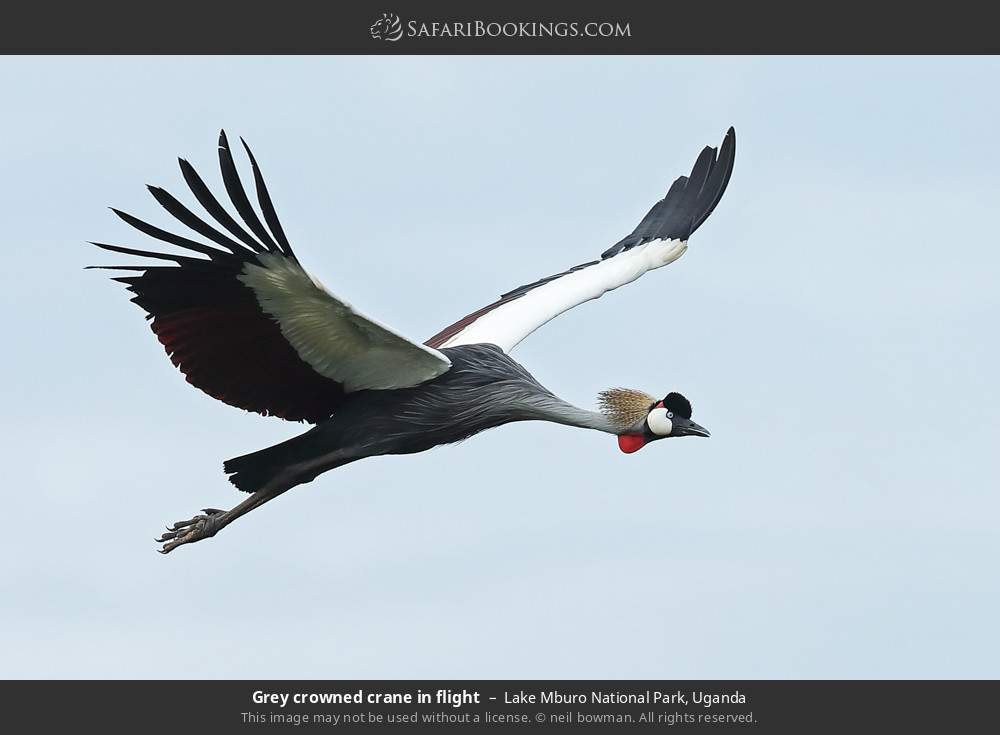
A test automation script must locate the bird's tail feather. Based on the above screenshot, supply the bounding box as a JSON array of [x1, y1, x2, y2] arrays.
[[223, 444, 291, 493], [223, 427, 343, 494]]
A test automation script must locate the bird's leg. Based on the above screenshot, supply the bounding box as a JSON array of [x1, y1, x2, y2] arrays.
[[155, 489, 283, 554]]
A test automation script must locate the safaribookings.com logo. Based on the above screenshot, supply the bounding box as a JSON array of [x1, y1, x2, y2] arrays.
[[370, 13, 631, 42], [370, 13, 403, 41]]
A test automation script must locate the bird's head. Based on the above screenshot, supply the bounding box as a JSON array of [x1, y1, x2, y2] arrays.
[[597, 388, 710, 454]]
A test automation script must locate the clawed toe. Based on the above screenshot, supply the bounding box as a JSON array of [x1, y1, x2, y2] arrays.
[[156, 509, 226, 554]]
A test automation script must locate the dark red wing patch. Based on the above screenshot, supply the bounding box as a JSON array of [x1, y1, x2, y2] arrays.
[[109, 263, 345, 423], [151, 304, 344, 422]]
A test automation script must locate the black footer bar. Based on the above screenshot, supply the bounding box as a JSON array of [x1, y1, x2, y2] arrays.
[[2, 680, 996, 733]]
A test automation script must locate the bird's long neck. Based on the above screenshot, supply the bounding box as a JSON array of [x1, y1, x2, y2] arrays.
[[436, 344, 624, 435], [522, 393, 621, 434]]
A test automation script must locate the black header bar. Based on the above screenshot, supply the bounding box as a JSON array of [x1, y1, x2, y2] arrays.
[[2, 1, 998, 54]]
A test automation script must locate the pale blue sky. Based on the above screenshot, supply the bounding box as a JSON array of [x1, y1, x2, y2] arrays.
[[1, 56, 998, 678]]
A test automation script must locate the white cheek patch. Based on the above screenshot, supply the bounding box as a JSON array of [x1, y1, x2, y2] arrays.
[[647, 408, 673, 437]]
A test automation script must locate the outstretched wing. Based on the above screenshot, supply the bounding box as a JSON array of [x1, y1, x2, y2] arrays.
[[426, 127, 736, 352], [91, 131, 451, 423]]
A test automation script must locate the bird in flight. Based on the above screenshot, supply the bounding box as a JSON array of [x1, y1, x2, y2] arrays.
[[91, 128, 736, 553]]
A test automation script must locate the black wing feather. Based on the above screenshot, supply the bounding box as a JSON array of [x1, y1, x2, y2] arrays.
[[109, 208, 234, 261], [620, 176, 687, 257], [217, 131, 283, 254], [178, 158, 267, 255], [241, 137, 295, 258], [146, 185, 254, 257], [89, 241, 217, 268], [691, 127, 736, 232], [602, 127, 736, 258]]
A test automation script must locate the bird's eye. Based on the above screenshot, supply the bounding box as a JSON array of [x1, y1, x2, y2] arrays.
[[667, 411, 673, 419], [647, 407, 673, 436]]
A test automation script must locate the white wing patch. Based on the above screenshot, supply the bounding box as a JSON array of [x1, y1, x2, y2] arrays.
[[441, 238, 688, 352], [239, 253, 451, 392]]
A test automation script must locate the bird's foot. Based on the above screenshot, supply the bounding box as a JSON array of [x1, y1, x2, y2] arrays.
[[155, 508, 226, 554]]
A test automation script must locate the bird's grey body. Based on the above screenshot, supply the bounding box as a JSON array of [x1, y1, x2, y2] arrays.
[[224, 343, 616, 494]]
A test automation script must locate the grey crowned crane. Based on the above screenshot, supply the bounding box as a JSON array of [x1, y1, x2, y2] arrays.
[[91, 128, 736, 553]]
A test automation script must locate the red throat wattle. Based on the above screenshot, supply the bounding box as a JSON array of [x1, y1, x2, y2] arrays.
[[618, 434, 646, 454]]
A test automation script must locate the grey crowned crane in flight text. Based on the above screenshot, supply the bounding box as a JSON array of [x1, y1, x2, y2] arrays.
[[91, 128, 736, 553]]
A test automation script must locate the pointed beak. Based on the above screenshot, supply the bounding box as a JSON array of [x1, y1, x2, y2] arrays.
[[675, 417, 711, 438]]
